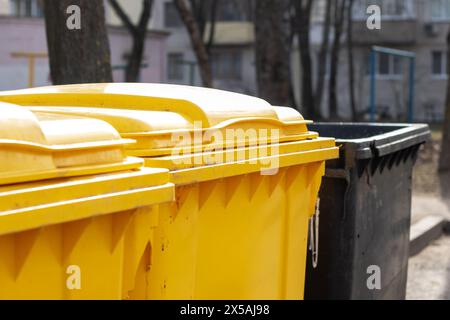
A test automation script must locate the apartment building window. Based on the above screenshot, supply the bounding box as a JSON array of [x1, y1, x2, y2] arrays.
[[217, 0, 250, 22], [164, 2, 183, 28], [353, 0, 415, 19], [383, 0, 406, 16], [431, 0, 450, 21], [432, 51, 448, 76], [10, 0, 43, 18], [168, 53, 184, 80], [212, 51, 242, 80], [311, 0, 326, 22], [377, 53, 402, 76], [164, 0, 251, 26], [217, 0, 244, 21]]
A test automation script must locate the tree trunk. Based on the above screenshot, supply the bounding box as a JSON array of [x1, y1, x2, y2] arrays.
[[295, 0, 316, 119], [109, 0, 153, 82], [174, 0, 213, 87], [347, 0, 357, 121], [44, 0, 112, 84], [439, 31, 450, 172], [328, 0, 347, 120], [254, 0, 291, 106], [126, 33, 146, 82], [205, 0, 218, 54], [315, 0, 332, 119]]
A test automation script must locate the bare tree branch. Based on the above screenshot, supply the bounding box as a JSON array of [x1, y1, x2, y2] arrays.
[[315, 0, 332, 118], [174, 0, 213, 87], [205, 0, 219, 54], [294, 0, 316, 118], [138, 0, 153, 34], [328, 0, 347, 120], [255, 0, 292, 106], [109, 0, 137, 35], [108, 0, 153, 82], [347, 0, 357, 121]]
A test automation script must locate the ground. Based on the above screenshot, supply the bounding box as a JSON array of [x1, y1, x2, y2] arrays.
[[412, 128, 450, 223], [408, 127, 450, 299], [407, 236, 450, 300]]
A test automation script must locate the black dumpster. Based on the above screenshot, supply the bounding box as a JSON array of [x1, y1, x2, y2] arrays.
[[305, 123, 430, 300]]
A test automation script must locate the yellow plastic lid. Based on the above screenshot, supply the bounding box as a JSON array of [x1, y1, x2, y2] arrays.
[[0, 102, 142, 185], [0, 167, 174, 235], [0, 83, 318, 156], [0, 83, 287, 126]]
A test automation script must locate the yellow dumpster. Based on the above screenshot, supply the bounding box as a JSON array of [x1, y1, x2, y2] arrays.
[[0, 102, 174, 300], [0, 84, 339, 300]]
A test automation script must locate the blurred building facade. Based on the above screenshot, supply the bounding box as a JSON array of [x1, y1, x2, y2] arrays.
[[343, 0, 449, 122], [149, 0, 257, 94], [0, 0, 169, 90], [0, 0, 449, 122], [154, 0, 450, 122]]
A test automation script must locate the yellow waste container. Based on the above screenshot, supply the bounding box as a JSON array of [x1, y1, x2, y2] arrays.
[[0, 84, 339, 300], [0, 102, 174, 300]]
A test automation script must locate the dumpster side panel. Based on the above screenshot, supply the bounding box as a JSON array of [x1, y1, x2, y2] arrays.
[[351, 157, 414, 299], [0, 206, 163, 299], [147, 185, 200, 300], [194, 174, 285, 300], [284, 162, 325, 299], [0, 226, 65, 299], [304, 176, 356, 300], [147, 163, 324, 300], [122, 206, 159, 300], [0, 215, 126, 299], [305, 150, 416, 300]]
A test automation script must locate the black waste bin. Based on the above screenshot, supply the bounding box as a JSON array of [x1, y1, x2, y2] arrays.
[[305, 123, 430, 300]]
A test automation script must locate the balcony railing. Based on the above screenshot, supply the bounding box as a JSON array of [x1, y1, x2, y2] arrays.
[[352, 19, 417, 45]]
